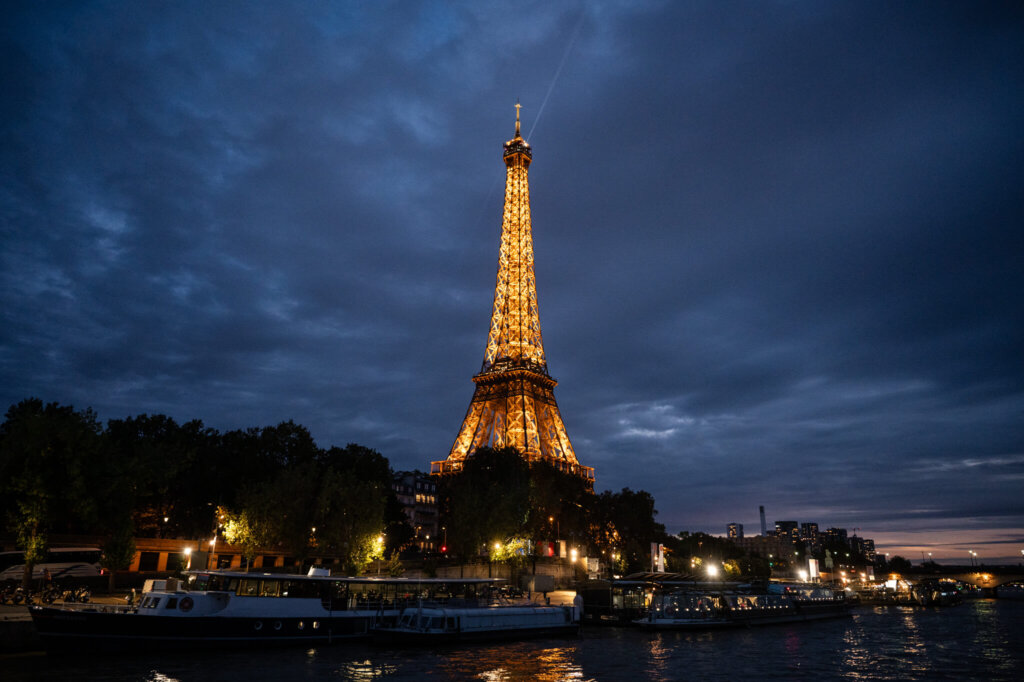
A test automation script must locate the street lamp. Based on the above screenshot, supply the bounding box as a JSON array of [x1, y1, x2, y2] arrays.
[[183, 547, 193, 570]]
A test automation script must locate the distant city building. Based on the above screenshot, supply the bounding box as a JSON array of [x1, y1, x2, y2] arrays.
[[775, 521, 799, 542], [848, 535, 876, 561], [800, 522, 819, 544], [392, 471, 439, 553], [731, 535, 796, 562], [759, 506, 767, 536], [727, 523, 744, 539], [824, 527, 848, 545]]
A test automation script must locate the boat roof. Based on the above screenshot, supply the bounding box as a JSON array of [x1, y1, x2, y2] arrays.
[[184, 570, 505, 584]]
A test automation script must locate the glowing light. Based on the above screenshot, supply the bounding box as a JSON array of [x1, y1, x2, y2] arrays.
[[570, 548, 578, 563], [798, 570, 807, 581], [707, 564, 718, 577], [183, 547, 192, 556]]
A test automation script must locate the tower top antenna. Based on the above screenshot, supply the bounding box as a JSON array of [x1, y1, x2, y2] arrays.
[[515, 101, 522, 136]]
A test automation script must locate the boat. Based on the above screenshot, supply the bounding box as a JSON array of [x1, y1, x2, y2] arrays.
[[635, 583, 850, 631], [998, 582, 1024, 600], [371, 601, 581, 644], [28, 568, 504, 652]]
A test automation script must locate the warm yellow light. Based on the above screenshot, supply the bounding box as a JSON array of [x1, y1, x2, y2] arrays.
[[209, 539, 216, 547], [183, 547, 192, 556], [798, 570, 807, 581], [570, 548, 578, 562], [494, 542, 501, 551], [707, 564, 718, 577]]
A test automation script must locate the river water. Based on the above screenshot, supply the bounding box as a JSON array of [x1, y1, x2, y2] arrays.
[[3, 599, 1022, 681]]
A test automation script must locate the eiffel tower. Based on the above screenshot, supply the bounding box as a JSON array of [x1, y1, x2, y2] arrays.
[[431, 106, 594, 483]]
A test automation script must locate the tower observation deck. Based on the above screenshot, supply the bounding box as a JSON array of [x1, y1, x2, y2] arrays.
[[431, 107, 594, 483]]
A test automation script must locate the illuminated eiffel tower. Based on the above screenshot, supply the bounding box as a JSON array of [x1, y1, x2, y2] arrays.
[[432, 106, 594, 483]]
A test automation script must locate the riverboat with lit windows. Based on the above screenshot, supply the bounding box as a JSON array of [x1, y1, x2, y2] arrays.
[[28, 568, 504, 652], [635, 583, 850, 631]]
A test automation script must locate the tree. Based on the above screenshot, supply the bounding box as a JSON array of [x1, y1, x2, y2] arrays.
[[100, 522, 137, 591], [438, 447, 531, 561], [887, 555, 913, 573], [589, 488, 665, 574], [0, 399, 103, 588], [219, 505, 271, 572]]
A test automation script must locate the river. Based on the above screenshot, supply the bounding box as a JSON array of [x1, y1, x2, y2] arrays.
[[3, 599, 1022, 680]]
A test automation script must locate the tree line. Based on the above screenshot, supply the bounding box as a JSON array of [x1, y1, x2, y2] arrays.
[[0, 399, 410, 586], [1, 399, 669, 587]]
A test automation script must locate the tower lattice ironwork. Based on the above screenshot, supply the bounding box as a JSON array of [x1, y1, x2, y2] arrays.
[[432, 106, 594, 483]]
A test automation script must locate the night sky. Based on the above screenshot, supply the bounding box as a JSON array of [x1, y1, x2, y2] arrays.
[[3, 2, 1022, 563]]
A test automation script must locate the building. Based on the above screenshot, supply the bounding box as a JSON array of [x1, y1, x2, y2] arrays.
[[727, 523, 744, 539], [824, 527, 848, 545], [431, 106, 593, 484], [731, 535, 796, 562], [775, 520, 799, 542], [800, 522, 819, 545], [392, 471, 439, 553]]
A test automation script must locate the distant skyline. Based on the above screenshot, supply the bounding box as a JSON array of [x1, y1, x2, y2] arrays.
[[3, 2, 1022, 563]]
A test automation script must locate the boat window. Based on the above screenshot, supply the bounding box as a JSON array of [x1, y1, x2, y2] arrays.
[[349, 582, 383, 609], [260, 580, 282, 597], [206, 575, 224, 591], [237, 579, 260, 597], [145, 597, 161, 609], [165, 597, 178, 609], [283, 579, 322, 599]]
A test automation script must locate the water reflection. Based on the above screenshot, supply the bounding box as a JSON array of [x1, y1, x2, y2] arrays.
[[332, 658, 400, 680], [438, 642, 586, 681], [5, 601, 1023, 681]]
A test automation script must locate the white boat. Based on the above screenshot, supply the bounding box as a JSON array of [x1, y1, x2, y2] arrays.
[[372, 602, 581, 644], [636, 584, 849, 631], [29, 568, 504, 652]]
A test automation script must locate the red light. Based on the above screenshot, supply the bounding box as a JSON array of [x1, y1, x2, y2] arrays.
[[441, 545, 447, 553]]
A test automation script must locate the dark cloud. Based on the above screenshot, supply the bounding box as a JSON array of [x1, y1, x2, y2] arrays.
[[2, 1, 1022, 560]]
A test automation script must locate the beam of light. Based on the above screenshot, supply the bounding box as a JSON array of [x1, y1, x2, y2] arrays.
[[528, 8, 585, 141], [471, 11, 585, 235]]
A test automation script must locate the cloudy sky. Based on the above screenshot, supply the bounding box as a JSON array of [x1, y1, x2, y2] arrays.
[[3, 1, 1022, 562]]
